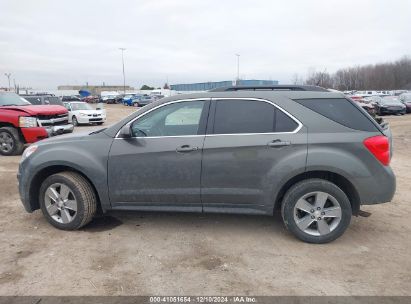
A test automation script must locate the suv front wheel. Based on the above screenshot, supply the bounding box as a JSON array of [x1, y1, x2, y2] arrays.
[[281, 179, 352, 244], [39, 172, 97, 230]]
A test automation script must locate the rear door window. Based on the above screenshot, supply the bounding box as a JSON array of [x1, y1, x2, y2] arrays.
[[294, 98, 378, 132], [212, 99, 299, 134]]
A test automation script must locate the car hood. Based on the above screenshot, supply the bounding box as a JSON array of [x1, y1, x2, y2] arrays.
[[36, 129, 110, 146], [1, 105, 67, 116]]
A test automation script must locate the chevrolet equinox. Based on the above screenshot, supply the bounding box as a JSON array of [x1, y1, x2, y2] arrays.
[[17, 86, 396, 243]]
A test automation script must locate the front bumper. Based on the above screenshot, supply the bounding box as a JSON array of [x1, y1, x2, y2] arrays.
[[45, 124, 74, 136], [77, 116, 106, 124], [379, 107, 406, 114], [17, 163, 33, 213]]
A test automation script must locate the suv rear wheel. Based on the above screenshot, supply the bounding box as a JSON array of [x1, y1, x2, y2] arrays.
[[281, 178, 352, 244], [39, 172, 97, 230], [0, 127, 25, 156]]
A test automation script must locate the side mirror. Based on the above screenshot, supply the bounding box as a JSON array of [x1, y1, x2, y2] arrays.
[[119, 125, 132, 138]]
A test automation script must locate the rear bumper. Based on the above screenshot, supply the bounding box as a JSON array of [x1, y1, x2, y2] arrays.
[[360, 165, 396, 205]]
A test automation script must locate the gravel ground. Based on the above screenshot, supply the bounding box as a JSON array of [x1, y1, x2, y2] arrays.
[[0, 104, 410, 296]]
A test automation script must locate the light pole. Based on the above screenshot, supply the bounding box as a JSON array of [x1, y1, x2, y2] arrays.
[[119, 48, 126, 94], [235, 54, 240, 85], [4, 73, 11, 91]]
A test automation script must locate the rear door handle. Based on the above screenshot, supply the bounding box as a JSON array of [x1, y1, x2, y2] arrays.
[[268, 139, 291, 148], [176, 145, 199, 153]]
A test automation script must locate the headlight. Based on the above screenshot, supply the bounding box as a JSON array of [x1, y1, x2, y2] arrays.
[[21, 145, 38, 162], [79, 112, 87, 116], [19, 116, 37, 128]]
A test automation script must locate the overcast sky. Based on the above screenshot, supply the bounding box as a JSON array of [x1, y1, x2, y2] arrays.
[[1, 0, 411, 90]]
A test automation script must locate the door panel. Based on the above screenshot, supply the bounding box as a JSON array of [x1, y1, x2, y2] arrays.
[[201, 132, 307, 213], [108, 99, 209, 210], [201, 98, 307, 214], [108, 136, 205, 208]]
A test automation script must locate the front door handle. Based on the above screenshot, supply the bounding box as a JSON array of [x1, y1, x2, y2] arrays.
[[176, 145, 199, 153], [268, 139, 291, 148]]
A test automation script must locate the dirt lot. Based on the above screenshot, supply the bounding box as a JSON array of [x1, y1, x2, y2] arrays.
[[0, 104, 410, 296]]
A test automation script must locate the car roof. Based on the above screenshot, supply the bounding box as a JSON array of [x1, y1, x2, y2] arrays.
[[209, 85, 329, 92], [161, 90, 344, 102]]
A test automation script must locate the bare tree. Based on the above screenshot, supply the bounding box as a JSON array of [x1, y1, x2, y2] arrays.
[[305, 56, 411, 90], [291, 73, 304, 85]]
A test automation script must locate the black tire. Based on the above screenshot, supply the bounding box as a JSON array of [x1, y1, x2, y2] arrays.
[[132, 102, 139, 107], [281, 178, 352, 244], [72, 116, 79, 126], [39, 171, 97, 230], [0, 127, 25, 156]]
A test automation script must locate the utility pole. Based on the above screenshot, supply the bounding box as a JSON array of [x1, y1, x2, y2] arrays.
[[235, 54, 240, 85], [4, 73, 11, 91], [119, 48, 126, 94]]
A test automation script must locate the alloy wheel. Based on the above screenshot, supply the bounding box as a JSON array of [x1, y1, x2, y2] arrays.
[[293, 191, 342, 236], [44, 183, 78, 224], [0, 132, 14, 153]]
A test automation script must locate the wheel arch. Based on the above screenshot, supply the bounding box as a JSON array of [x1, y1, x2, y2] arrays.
[[274, 170, 361, 216], [0, 123, 24, 140], [28, 165, 102, 213]]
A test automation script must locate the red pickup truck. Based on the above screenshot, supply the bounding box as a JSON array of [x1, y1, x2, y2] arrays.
[[0, 92, 74, 156]]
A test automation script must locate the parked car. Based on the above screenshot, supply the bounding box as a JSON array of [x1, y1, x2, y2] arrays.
[[399, 93, 411, 113], [100, 94, 120, 104], [132, 95, 154, 107], [81, 95, 99, 104], [61, 96, 81, 102], [0, 92, 73, 155], [22, 94, 65, 106], [18, 85, 395, 243], [122, 94, 140, 106], [63, 102, 106, 126], [374, 96, 406, 115], [349, 96, 376, 116]]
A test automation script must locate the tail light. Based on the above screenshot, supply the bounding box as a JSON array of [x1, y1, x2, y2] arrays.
[[363, 135, 390, 166]]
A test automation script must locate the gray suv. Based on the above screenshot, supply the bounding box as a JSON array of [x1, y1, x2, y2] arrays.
[[17, 86, 396, 243]]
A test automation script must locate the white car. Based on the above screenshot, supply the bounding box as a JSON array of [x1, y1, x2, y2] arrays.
[[63, 102, 106, 126]]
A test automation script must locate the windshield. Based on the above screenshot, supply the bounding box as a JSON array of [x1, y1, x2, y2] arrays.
[[71, 103, 93, 111], [0, 93, 31, 106], [401, 94, 411, 101]]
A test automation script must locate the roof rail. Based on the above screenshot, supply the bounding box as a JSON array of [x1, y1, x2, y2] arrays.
[[208, 85, 329, 92]]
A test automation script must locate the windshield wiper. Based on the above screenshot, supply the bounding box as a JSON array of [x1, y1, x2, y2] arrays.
[[1, 104, 19, 106]]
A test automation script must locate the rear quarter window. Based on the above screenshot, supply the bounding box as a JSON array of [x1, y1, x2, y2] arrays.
[[294, 98, 378, 132]]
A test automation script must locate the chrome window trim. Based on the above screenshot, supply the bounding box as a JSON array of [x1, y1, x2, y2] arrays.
[[115, 97, 303, 139], [208, 97, 303, 136], [115, 98, 208, 138]]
